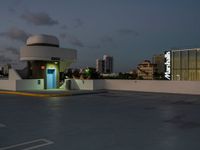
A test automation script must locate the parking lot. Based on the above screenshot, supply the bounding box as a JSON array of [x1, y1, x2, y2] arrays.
[[0, 91, 200, 150]]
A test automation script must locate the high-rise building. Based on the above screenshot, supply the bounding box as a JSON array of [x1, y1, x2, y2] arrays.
[[103, 55, 113, 73], [96, 59, 104, 73]]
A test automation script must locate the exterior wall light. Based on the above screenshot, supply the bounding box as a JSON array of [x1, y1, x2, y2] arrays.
[[41, 66, 45, 70]]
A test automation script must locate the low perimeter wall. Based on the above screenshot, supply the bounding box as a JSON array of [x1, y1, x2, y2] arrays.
[[104, 80, 200, 95], [0, 79, 44, 91], [16, 79, 44, 91], [72, 79, 200, 95], [0, 80, 16, 91]]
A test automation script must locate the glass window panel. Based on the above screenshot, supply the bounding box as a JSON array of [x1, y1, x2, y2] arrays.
[[173, 51, 181, 69], [189, 50, 196, 69], [197, 70, 200, 80], [188, 70, 196, 80], [197, 50, 200, 69], [181, 69, 188, 80], [181, 51, 188, 69], [172, 69, 181, 80]]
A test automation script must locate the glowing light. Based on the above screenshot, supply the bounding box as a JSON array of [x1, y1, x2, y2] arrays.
[[41, 66, 45, 70], [164, 51, 171, 80]]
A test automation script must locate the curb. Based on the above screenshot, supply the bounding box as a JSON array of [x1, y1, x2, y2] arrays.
[[0, 90, 107, 97], [0, 91, 72, 97]]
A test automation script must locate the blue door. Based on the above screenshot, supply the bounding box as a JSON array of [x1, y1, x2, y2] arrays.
[[47, 69, 56, 89]]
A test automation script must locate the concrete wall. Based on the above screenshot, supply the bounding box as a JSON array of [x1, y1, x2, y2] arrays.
[[0, 69, 21, 91], [71, 79, 94, 90], [9, 69, 22, 80], [70, 79, 105, 90], [0, 79, 44, 91], [93, 80, 105, 90], [16, 79, 44, 91], [104, 80, 200, 95], [71, 79, 200, 95], [0, 80, 16, 91]]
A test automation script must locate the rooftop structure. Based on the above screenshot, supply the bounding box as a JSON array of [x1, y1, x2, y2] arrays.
[[20, 34, 77, 89]]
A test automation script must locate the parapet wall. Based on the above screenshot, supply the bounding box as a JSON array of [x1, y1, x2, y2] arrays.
[[103, 80, 200, 95], [0, 80, 16, 91], [72, 79, 200, 95]]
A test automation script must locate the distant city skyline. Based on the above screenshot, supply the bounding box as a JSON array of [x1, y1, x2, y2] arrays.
[[0, 0, 200, 72]]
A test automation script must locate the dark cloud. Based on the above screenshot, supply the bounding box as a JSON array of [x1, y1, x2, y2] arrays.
[[86, 44, 101, 49], [0, 55, 12, 64], [8, 8, 16, 13], [5, 47, 19, 55], [21, 11, 58, 26], [60, 25, 68, 30], [73, 18, 84, 28], [59, 33, 67, 39], [8, 0, 24, 13], [69, 36, 84, 48], [60, 33, 84, 48], [0, 48, 26, 69], [0, 27, 30, 42], [117, 29, 139, 37], [100, 36, 114, 44]]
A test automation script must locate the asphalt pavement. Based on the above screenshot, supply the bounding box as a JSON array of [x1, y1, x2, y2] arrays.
[[0, 91, 200, 150]]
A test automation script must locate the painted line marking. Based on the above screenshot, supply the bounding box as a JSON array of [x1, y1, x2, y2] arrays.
[[0, 91, 71, 97], [0, 139, 54, 150], [0, 123, 6, 128]]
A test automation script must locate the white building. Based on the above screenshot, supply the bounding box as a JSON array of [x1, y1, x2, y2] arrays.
[[20, 34, 77, 89]]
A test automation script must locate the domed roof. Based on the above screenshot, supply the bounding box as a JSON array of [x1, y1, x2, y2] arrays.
[[26, 34, 59, 47]]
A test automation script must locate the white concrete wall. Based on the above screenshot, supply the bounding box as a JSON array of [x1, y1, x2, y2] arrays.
[[0, 80, 16, 91], [71, 79, 94, 90], [93, 80, 105, 90], [72, 79, 200, 95], [104, 80, 200, 95], [9, 69, 22, 80], [70, 79, 105, 90], [16, 79, 44, 91]]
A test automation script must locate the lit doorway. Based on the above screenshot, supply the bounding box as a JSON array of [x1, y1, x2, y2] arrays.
[[47, 69, 56, 89]]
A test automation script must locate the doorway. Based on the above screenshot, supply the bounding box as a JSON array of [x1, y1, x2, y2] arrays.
[[47, 69, 56, 89]]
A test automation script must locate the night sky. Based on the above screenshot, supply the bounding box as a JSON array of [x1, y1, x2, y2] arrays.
[[0, 0, 200, 72]]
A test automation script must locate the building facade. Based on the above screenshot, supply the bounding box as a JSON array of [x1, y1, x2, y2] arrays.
[[167, 48, 200, 81], [96, 55, 113, 74], [96, 59, 104, 73], [152, 54, 165, 79], [137, 60, 156, 80], [103, 55, 113, 73]]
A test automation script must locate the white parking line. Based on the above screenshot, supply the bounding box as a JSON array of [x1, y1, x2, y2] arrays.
[[0, 139, 54, 150], [0, 123, 6, 128]]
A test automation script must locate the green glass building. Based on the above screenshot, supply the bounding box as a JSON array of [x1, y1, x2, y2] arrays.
[[170, 48, 200, 80]]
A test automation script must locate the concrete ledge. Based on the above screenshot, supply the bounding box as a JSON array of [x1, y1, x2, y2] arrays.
[[0, 90, 107, 97], [0, 91, 71, 97]]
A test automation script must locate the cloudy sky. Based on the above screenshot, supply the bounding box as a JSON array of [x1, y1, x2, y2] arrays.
[[0, 0, 200, 71]]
